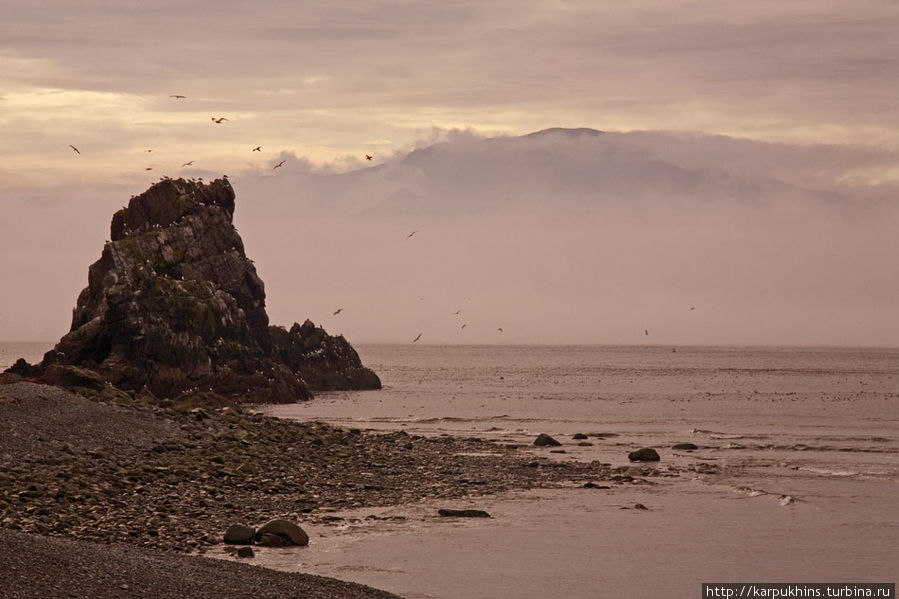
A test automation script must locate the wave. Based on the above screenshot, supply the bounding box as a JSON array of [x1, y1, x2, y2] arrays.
[[731, 485, 800, 506]]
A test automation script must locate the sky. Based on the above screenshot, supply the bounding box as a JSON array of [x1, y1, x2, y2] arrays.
[[1, 0, 897, 346]]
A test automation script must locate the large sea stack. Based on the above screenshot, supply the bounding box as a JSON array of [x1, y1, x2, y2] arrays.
[[6, 177, 380, 402]]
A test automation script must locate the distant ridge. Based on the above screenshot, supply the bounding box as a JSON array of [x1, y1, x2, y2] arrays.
[[523, 127, 604, 138]]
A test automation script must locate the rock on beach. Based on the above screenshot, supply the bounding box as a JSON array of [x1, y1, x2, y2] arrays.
[[672, 443, 698, 450], [223, 524, 255, 545], [438, 509, 491, 518], [628, 448, 661, 462], [255, 520, 309, 547], [534, 433, 562, 447]]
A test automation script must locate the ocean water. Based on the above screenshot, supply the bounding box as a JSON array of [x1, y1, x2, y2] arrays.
[[0, 342, 51, 371], [255, 345, 898, 598], [4, 343, 897, 597]]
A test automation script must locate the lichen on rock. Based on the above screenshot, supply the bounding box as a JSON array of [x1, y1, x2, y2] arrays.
[[6, 177, 380, 402]]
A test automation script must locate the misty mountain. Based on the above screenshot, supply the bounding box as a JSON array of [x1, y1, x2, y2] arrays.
[[239, 127, 843, 219], [3, 128, 895, 346]]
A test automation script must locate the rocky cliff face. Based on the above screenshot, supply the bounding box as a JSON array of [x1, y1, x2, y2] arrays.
[[7, 177, 379, 402]]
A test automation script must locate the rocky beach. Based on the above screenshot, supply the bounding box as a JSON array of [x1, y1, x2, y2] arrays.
[[0, 380, 632, 553], [0, 378, 641, 597]]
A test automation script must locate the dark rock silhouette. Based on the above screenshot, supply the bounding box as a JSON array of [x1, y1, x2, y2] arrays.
[[5, 177, 379, 402], [533, 433, 562, 447], [627, 447, 661, 462], [255, 519, 309, 546]]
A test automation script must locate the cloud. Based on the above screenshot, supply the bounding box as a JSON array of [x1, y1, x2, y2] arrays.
[[3, 0, 899, 168], [2, 128, 896, 346], [220, 129, 899, 346]]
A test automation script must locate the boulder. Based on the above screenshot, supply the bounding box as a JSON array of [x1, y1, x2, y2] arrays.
[[223, 524, 255, 545], [572, 433, 588, 440], [583, 482, 610, 489], [628, 448, 661, 462], [533, 433, 561, 447], [236, 546, 255, 558], [256, 533, 289, 547], [41, 365, 105, 391], [672, 443, 698, 450], [437, 509, 491, 518], [3, 178, 380, 402], [254, 519, 309, 547], [5, 359, 41, 378]]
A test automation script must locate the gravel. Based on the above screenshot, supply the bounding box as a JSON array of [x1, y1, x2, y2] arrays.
[[0, 379, 673, 597], [0, 528, 400, 599]]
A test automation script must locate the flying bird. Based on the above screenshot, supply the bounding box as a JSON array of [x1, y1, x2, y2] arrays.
[[169, 95, 186, 99], [406, 230, 418, 240], [452, 309, 462, 315], [145, 167, 153, 171], [273, 160, 285, 170], [69, 144, 80, 154], [461, 324, 467, 331], [333, 308, 343, 315], [497, 327, 503, 333], [144, 149, 152, 153], [181, 160, 194, 167], [690, 306, 696, 311], [211, 117, 228, 123], [412, 333, 422, 343], [252, 146, 261, 152], [365, 154, 373, 161]]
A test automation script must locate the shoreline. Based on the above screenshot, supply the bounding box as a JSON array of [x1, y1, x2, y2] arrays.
[[0, 379, 680, 597]]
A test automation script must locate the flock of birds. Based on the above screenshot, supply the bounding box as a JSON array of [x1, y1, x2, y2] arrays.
[[67, 94, 697, 345], [68, 94, 364, 175]]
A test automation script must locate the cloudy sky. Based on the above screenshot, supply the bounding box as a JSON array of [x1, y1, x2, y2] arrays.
[[1, 1, 897, 346]]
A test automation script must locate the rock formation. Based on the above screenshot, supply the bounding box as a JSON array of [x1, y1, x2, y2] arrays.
[[6, 177, 380, 402]]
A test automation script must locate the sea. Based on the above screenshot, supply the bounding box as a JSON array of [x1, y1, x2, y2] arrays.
[[3, 343, 897, 598]]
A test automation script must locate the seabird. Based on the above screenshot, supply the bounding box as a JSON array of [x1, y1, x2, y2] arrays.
[[412, 333, 422, 343], [252, 146, 261, 152], [273, 160, 285, 170], [333, 308, 343, 315], [365, 154, 373, 161], [69, 144, 80, 154], [461, 324, 467, 331], [497, 327, 503, 333], [406, 230, 418, 240], [169, 95, 187, 99], [182, 160, 195, 167], [211, 117, 229, 123], [145, 167, 153, 171], [144, 149, 152, 153], [690, 306, 696, 311], [645, 329, 649, 336]]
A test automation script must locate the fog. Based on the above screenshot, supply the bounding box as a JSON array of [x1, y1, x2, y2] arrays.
[[3, 128, 896, 346]]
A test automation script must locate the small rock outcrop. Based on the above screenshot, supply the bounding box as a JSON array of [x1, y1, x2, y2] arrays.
[[5, 178, 379, 402], [533, 433, 562, 447], [223, 524, 256, 545], [437, 509, 491, 518], [628, 448, 661, 462], [255, 519, 309, 547], [672, 443, 698, 450]]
